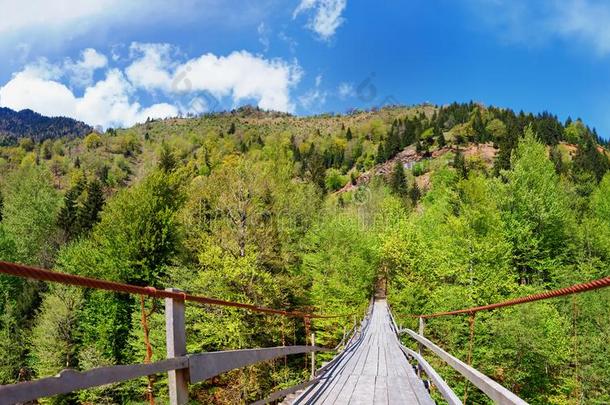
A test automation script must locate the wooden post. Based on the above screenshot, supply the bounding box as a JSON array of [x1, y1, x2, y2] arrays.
[[165, 288, 188, 405], [310, 333, 315, 379], [417, 317, 426, 378], [418, 317, 425, 377]]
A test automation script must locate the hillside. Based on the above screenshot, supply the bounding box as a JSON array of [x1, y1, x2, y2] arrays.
[[0, 102, 609, 404], [0, 107, 92, 145]]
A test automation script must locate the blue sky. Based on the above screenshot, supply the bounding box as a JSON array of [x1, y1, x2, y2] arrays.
[[1, 0, 610, 138]]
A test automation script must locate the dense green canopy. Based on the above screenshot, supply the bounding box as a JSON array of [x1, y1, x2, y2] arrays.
[[0, 103, 608, 403]]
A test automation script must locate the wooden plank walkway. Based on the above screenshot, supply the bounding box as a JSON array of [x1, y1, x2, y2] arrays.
[[289, 299, 434, 405]]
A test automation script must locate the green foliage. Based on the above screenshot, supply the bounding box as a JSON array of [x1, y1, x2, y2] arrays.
[[302, 209, 378, 345], [0, 104, 607, 403], [412, 160, 429, 177], [389, 160, 407, 196], [93, 169, 186, 285], [452, 150, 468, 178], [486, 118, 507, 140], [158, 142, 177, 173], [30, 286, 83, 378], [2, 165, 60, 266], [501, 126, 573, 283], [83, 133, 102, 150], [325, 168, 347, 191]]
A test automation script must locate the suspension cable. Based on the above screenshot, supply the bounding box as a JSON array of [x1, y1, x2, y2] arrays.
[[410, 275, 610, 319], [0, 260, 351, 319]]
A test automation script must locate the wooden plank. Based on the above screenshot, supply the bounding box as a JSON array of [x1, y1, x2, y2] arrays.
[[295, 329, 367, 404], [165, 288, 189, 405], [189, 346, 329, 383], [400, 345, 462, 405], [333, 373, 360, 405], [404, 329, 529, 405], [387, 375, 412, 404], [290, 299, 435, 405], [251, 377, 321, 405], [0, 357, 188, 405], [374, 375, 389, 405], [350, 375, 376, 405], [377, 335, 388, 377]]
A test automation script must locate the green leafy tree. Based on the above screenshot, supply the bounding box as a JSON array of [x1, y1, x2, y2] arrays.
[[2, 165, 60, 266], [325, 168, 347, 192], [30, 286, 83, 389], [501, 126, 574, 284]]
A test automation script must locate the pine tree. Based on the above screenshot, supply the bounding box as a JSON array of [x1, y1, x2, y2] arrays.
[[58, 178, 86, 240], [77, 180, 105, 234], [473, 109, 486, 142], [453, 150, 468, 178], [159, 142, 177, 173], [549, 146, 564, 175], [409, 180, 421, 205], [306, 146, 327, 191], [435, 125, 446, 147], [346, 127, 353, 140], [573, 135, 610, 182], [389, 161, 408, 197]]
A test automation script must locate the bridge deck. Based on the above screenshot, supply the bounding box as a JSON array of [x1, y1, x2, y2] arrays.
[[291, 299, 434, 405]]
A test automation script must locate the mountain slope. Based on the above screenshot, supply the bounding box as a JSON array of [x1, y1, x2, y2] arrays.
[[0, 107, 92, 144]]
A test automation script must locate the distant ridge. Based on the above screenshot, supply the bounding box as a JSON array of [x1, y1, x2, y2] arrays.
[[0, 107, 92, 145]]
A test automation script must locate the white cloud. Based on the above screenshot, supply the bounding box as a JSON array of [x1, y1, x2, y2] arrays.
[[124, 47, 303, 112], [337, 82, 355, 99], [0, 68, 77, 117], [299, 73, 327, 110], [468, 0, 610, 55], [293, 0, 347, 41], [125, 43, 175, 92], [64, 48, 108, 87], [0, 44, 303, 127], [0, 65, 177, 128], [299, 89, 327, 110], [177, 51, 302, 112], [74, 69, 177, 127]]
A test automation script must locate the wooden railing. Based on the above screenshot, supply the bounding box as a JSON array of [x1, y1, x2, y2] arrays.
[[402, 328, 528, 405], [0, 289, 330, 405], [388, 302, 528, 404]]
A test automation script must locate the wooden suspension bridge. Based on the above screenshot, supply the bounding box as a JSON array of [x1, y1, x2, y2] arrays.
[[0, 261, 609, 404]]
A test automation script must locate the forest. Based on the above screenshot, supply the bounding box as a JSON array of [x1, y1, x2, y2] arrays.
[[0, 102, 609, 404]]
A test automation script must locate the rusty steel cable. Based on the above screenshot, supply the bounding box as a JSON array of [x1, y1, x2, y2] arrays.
[[0, 261, 350, 319], [410, 275, 610, 319], [140, 295, 156, 405]]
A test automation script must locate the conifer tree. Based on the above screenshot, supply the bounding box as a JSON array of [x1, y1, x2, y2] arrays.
[[77, 180, 105, 234], [158, 142, 177, 173], [409, 180, 421, 205], [58, 178, 86, 241], [389, 161, 408, 197], [453, 150, 468, 178]]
